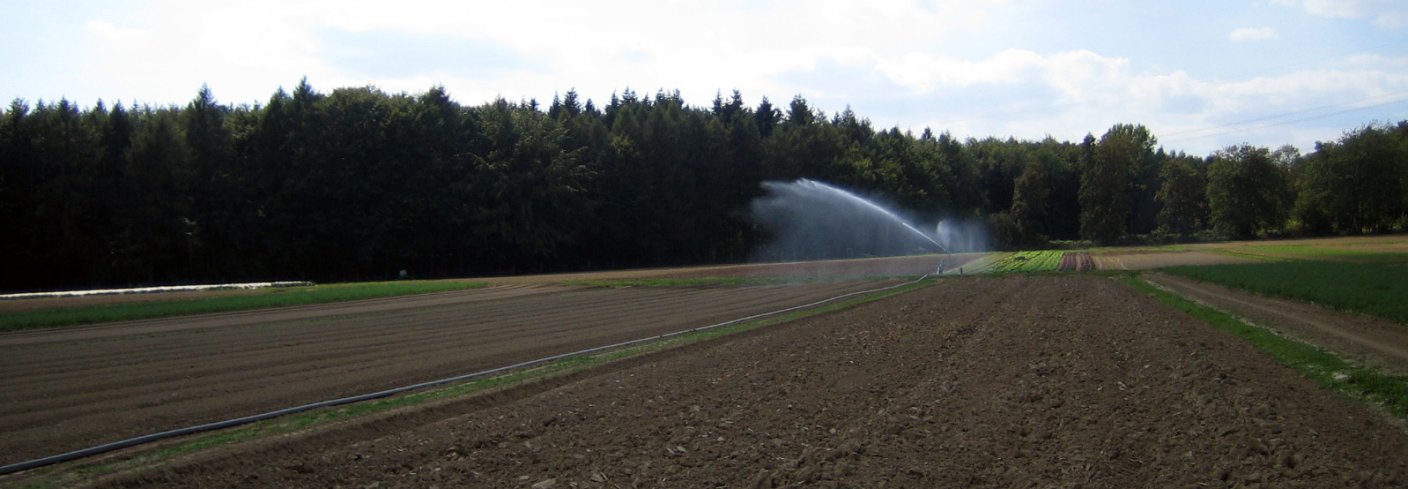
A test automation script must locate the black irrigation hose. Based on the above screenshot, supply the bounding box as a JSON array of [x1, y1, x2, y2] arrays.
[[0, 275, 928, 476]]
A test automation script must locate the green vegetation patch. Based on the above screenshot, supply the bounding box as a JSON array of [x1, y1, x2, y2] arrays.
[[1123, 275, 1408, 419], [1164, 261, 1408, 325], [940, 253, 1002, 274], [17, 278, 932, 487], [1224, 244, 1408, 264], [989, 250, 1064, 273], [0, 280, 488, 332]]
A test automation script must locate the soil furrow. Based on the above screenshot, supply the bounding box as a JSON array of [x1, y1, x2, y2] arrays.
[[90, 275, 1408, 488], [0, 281, 895, 464]]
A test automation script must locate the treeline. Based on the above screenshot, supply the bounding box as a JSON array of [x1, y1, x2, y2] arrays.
[[2, 81, 1406, 290]]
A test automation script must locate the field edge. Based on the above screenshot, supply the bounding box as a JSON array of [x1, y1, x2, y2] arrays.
[[1121, 274, 1408, 421]]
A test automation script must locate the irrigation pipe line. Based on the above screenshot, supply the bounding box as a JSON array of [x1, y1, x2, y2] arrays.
[[0, 275, 930, 476]]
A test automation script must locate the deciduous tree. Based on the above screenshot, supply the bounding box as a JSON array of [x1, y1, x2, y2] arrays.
[[1207, 144, 1287, 239], [1080, 125, 1154, 243], [1155, 155, 1207, 236]]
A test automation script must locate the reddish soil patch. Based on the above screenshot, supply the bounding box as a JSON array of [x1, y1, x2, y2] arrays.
[[1093, 251, 1254, 270], [92, 276, 1408, 488], [1057, 251, 1094, 271], [0, 281, 896, 465], [1146, 272, 1408, 375]]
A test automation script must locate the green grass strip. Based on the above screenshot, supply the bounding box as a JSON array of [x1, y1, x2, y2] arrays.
[[15, 278, 933, 488], [0, 281, 488, 332], [1121, 274, 1408, 420], [944, 252, 1004, 274], [1163, 261, 1408, 325], [1231, 244, 1408, 264]]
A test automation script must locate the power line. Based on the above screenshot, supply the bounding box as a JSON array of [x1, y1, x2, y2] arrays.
[[1220, 38, 1408, 81], [934, 39, 1408, 140], [1163, 94, 1408, 144], [1160, 89, 1408, 140]]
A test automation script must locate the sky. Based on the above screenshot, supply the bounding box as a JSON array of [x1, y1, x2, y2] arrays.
[[4, 0, 1407, 155]]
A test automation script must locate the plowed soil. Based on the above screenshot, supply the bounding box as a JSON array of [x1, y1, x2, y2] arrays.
[[99, 276, 1408, 488], [473, 253, 975, 285], [0, 254, 958, 314], [0, 280, 898, 465]]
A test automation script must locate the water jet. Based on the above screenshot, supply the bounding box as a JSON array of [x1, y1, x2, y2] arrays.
[[750, 179, 948, 261]]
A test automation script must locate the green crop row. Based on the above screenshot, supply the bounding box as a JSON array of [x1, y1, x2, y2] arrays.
[[989, 250, 1064, 273], [1165, 261, 1408, 325]]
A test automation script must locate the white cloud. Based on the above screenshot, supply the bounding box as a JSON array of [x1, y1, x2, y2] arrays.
[[875, 49, 1045, 92], [1274, 0, 1408, 27], [1296, 0, 1365, 17], [288, 0, 1021, 106], [1040, 50, 1133, 103], [85, 20, 144, 42], [860, 45, 1408, 153], [871, 49, 1138, 105], [1345, 53, 1408, 67], [77, 1, 343, 106], [1229, 27, 1278, 42]]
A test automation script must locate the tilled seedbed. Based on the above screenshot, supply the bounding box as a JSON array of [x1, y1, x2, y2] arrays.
[[105, 276, 1408, 488], [1092, 251, 1253, 270], [0, 281, 895, 464]]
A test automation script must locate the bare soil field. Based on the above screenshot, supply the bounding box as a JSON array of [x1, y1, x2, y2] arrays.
[[1146, 272, 1408, 375], [96, 276, 1408, 488], [1093, 251, 1254, 270], [479, 253, 975, 284], [0, 254, 959, 315], [0, 280, 899, 465]]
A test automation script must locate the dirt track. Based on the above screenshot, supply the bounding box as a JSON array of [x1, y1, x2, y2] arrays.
[[0, 280, 899, 464], [100, 276, 1408, 488], [1146, 272, 1408, 375]]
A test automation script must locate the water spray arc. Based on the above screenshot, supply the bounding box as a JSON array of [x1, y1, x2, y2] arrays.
[[750, 179, 952, 261], [796, 179, 947, 253]]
